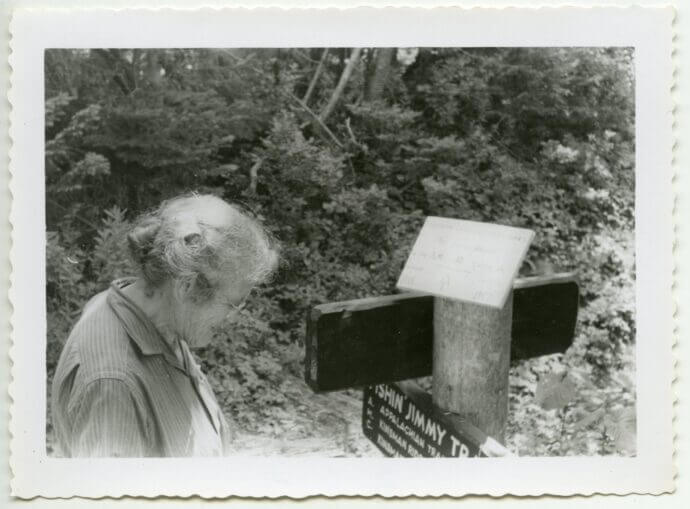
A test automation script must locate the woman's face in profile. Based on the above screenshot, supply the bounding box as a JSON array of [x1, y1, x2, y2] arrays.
[[172, 275, 255, 348]]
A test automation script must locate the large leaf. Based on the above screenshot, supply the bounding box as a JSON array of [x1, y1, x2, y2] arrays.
[[572, 406, 605, 431], [534, 372, 577, 411], [604, 407, 636, 453]]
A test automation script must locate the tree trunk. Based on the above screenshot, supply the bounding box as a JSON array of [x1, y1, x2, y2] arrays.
[[144, 50, 163, 85], [302, 48, 329, 105], [319, 47, 362, 122], [365, 48, 395, 101]]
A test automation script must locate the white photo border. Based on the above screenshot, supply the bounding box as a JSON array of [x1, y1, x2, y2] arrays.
[[9, 6, 674, 498]]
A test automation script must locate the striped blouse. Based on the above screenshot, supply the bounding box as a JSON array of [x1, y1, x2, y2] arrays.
[[51, 278, 233, 457]]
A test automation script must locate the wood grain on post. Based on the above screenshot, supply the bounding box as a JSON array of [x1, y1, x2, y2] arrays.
[[433, 294, 513, 443]]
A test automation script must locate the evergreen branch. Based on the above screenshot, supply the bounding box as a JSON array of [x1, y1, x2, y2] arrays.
[[47, 199, 100, 232], [219, 48, 344, 148]]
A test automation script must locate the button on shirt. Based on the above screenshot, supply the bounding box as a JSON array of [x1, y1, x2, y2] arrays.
[[51, 278, 233, 457]]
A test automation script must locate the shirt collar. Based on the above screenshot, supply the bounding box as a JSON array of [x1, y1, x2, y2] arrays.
[[107, 278, 183, 369]]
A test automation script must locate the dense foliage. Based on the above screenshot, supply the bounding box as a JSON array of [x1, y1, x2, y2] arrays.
[[45, 47, 635, 455]]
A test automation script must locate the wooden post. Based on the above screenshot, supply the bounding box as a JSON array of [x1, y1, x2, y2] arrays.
[[433, 294, 513, 442]]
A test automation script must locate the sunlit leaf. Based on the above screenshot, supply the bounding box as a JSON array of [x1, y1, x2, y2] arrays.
[[605, 407, 636, 453], [572, 406, 605, 431]]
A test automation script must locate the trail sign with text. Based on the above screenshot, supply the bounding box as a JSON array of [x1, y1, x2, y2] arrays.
[[397, 217, 534, 308], [363, 382, 510, 457]]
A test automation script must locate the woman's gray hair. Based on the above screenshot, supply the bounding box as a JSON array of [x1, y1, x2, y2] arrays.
[[127, 193, 279, 300]]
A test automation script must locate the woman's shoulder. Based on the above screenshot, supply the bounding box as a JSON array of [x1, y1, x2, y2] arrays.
[[64, 289, 134, 380]]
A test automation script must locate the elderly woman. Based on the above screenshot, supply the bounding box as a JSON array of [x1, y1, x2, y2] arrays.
[[51, 193, 279, 457]]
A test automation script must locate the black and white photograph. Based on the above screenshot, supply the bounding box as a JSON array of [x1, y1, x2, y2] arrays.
[[43, 45, 635, 458], [8, 7, 674, 499]]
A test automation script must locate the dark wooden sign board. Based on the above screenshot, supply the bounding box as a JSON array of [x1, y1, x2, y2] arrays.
[[306, 273, 578, 392], [363, 381, 510, 457]]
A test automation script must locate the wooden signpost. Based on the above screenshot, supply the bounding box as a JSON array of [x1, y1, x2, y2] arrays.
[[304, 216, 580, 457]]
